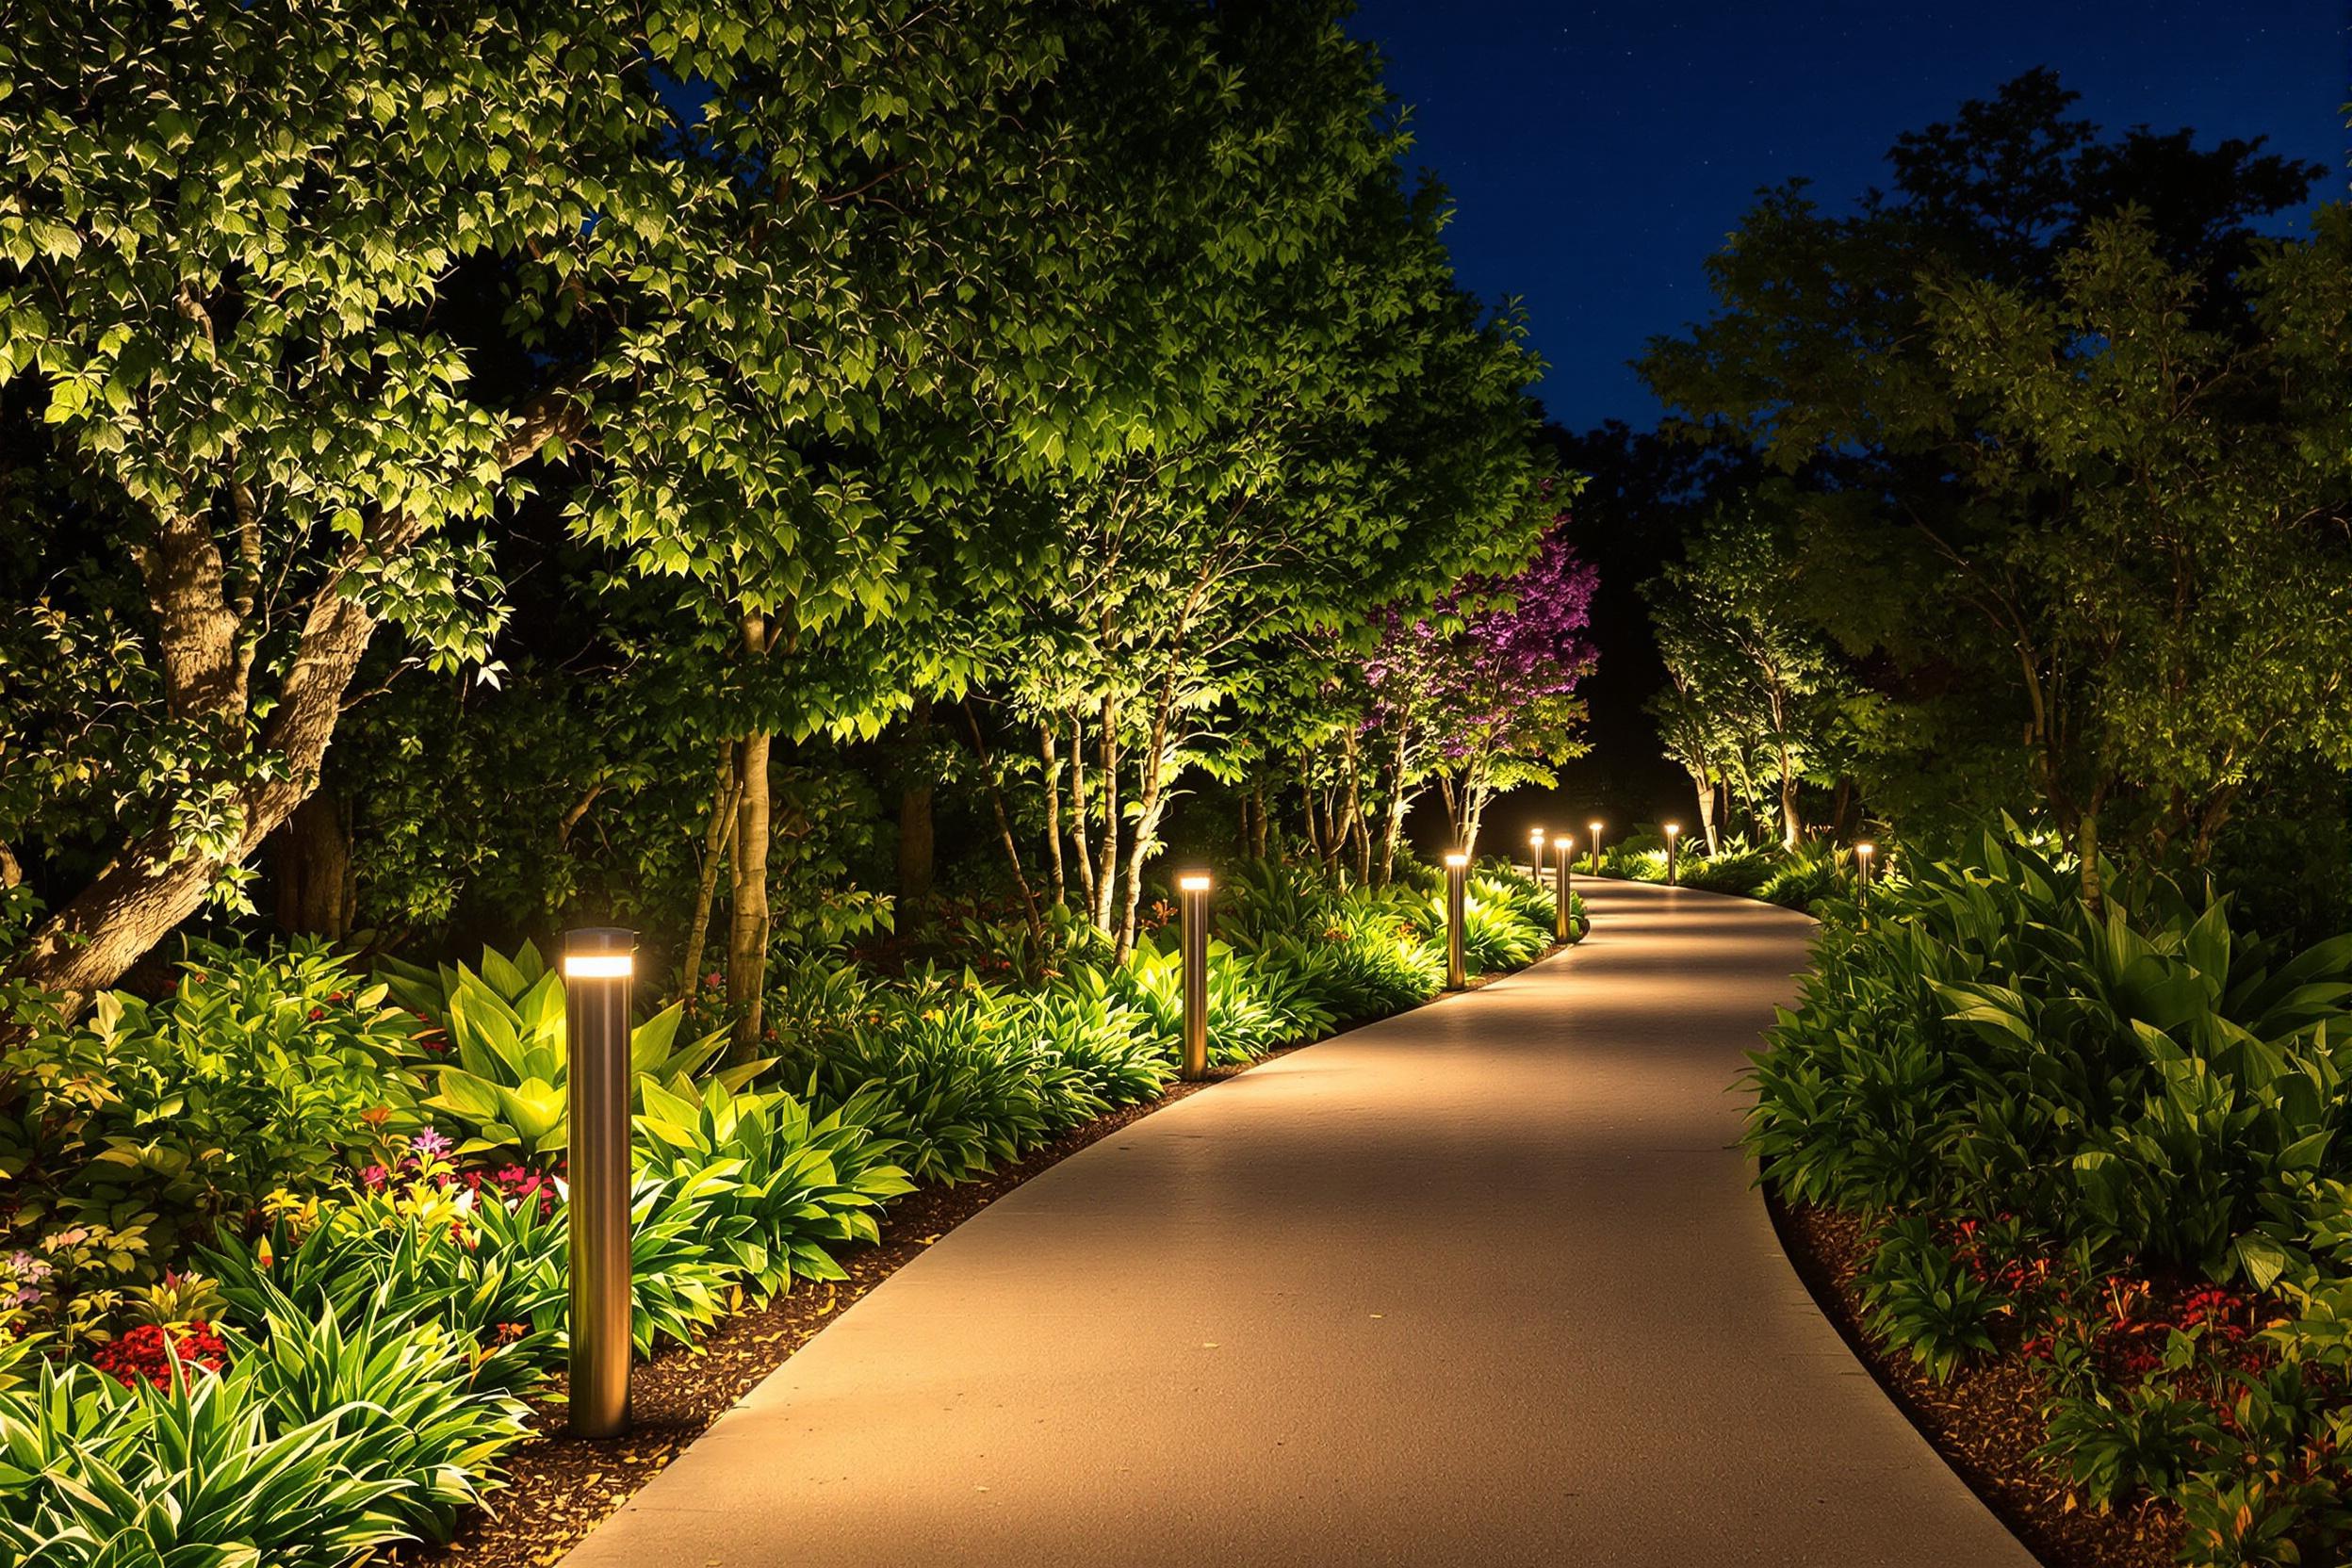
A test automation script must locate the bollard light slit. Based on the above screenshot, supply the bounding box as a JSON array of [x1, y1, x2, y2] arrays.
[[1442, 852, 1469, 989], [1178, 874, 1213, 1081], [564, 926, 636, 1440], [1553, 835, 1576, 940]]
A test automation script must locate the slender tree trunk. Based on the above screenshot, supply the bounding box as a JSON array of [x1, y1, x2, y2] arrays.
[[677, 748, 740, 1004], [1094, 698, 1120, 936], [1039, 727, 1067, 907], [1067, 717, 1098, 917], [1250, 784, 1270, 859], [896, 695, 936, 916], [2078, 806, 2104, 916], [1691, 771, 1719, 856], [269, 789, 354, 939], [726, 610, 776, 1063], [1776, 743, 1800, 848], [1114, 672, 1183, 959], [1829, 776, 1853, 844], [1379, 728, 1411, 886]]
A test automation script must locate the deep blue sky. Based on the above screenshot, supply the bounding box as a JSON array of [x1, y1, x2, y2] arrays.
[[1347, 0, 2351, 433]]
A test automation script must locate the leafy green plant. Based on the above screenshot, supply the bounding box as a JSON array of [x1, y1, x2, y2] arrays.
[[201, 1181, 568, 1392], [1854, 1219, 2003, 1381], [2040, 1384, 2222, 1511], [633, 1077, 913, 1299], [0, 940, 421, 1316], [382, 940, 758, 1158], [1748, 832, 2352, 1280], [782, 998, 1055, 1184]]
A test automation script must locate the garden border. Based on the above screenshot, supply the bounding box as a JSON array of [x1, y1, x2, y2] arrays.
[[393, 941, 1570, 1568]]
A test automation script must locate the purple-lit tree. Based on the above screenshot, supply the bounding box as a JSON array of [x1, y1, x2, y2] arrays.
[[1365, 519, 1598, 867]]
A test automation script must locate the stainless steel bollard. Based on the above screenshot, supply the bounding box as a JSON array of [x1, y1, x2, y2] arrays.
[[1553, 838, 1575, 941], [1855, 842, 1874, 917], [1178, 874, 1212, 1081], [1528, 827, 1546, 884], [1665, 823, 1681, 887], [1587, 820, 1604, 875], [1443, 852, 1468, 989], [564, 926, 635, 1439]]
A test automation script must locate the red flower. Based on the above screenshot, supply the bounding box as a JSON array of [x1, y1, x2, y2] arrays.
[[92, 1322, 229, 1387]]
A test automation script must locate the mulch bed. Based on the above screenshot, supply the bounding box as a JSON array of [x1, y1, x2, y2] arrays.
[[1769, 1200, 2186, 1568], [394, 947, 1577, 1568]]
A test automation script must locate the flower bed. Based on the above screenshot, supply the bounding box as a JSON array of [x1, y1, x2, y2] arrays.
[[1749, 832, 2352, 1567], [0, 856, 1563, 1565]]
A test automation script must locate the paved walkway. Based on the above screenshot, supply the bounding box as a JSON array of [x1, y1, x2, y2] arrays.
[[564, 878, 2034, 1567]]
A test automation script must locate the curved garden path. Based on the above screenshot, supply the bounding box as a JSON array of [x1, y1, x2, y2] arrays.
[[563, 878, 2034, 1567]]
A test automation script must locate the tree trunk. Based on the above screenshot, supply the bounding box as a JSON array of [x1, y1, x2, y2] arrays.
[[2078, 807, 2104, 916], [1039, 727, 1067, 907], [676, 748, 740, 1004], [1250, 784, 1270, 859], [11, 585, 380, 1012], [7, 395, 586, 1014], [727, 724, 774, 1063], [270, 790, 354, 939], [896, 696, 936, 916], [1378, 728, 1411, 885], [1093, 699, 1119, 935], [1690, 770, 1719, 856], [1777, 744, 1800, 848], [1067, 717, 1097, 917]]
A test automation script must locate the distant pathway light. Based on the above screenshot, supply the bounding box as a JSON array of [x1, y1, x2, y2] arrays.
[[1178, 874, 1212, 1081], [1664, 823, 1681, 888], [1528, 826, 1547, 883], [1587, 820, 1605, 876], [1553, 835, 1576, 941], [1443, 852, 1469, 989]]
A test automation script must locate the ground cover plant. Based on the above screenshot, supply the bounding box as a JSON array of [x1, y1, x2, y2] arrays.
[[1749, 831, 2352, 1564]]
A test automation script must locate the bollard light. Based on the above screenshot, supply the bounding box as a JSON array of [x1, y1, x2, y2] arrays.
[[563, 926, 636, 1439], [1528, 826, 1546, 884], [1664, 823, 1681, 888], [1177, 874, 1212, 1081], [1552, 835, 1576, 940], [1588, 819, 1604, 876], [1442, 852, 1468, 989], [1855, 841, 1874, 916]]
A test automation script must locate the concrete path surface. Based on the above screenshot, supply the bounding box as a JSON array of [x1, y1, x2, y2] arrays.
[[563, 878, 2034, 1567]]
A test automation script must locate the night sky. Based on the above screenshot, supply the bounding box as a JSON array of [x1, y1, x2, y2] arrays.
[[1348, 0, 2350, 433]]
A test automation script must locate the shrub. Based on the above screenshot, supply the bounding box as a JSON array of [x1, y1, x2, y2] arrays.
[[1747, 832, 2352, 1282], [0, 939, 422, 1327], [990, 982, 1174, 1109], [781, 997, 1057, 1184], [633, 1077, 913, 1298]]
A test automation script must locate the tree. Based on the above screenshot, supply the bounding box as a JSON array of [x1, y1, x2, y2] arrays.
[[1364, 513, 1598, 860], [1644, 499, 1841, 848], [1641, 70, 2344, 896], [0, 0, 1070, 1020]]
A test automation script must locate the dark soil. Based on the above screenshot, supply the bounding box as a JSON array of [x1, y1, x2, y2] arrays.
[[1769, 1200, 2186, 1568], [395, 948, 1573, 1568]]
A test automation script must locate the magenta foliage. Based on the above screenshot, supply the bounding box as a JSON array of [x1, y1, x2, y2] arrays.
[[1365, 518, 1598, 755]]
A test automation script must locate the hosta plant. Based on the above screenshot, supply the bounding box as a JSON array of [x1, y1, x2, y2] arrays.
[[382, 940, 760, 1158], [633, 1076, 913, 1299]]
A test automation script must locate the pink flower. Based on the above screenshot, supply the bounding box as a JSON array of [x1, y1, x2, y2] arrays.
[[361, 1164, 388, 1190]]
